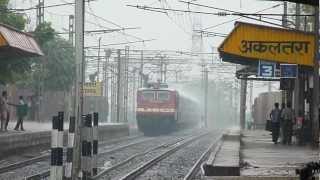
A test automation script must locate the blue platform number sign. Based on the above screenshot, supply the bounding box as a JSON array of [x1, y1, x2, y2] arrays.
[[280, 64, 297, 78], [259, 61, 275, 77]]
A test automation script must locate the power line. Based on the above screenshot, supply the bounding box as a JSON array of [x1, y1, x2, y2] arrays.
[[84, 39, 156, 49], [10, 1, 95, 11], [202, 3, 284, 30], [127, 5, 313, 17]]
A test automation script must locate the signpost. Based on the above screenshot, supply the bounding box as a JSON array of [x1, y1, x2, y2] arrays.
[[219, 22, 315, 66], [280, 64, 298, 78], [258, 61, 276, 77], [83, 82, 103, 96]]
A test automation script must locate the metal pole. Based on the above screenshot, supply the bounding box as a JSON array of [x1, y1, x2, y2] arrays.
[[204, 68, 208, 127], [140, 51, 144, 88], [312, 6, 319, 148], [124, 46, 129, 123], [73, 0, 85, 178], [294, 3, 301, 117], [163, 63, 167, 83], [116, 49, 121, 123], [69, 15, 74, 46], [240, 79, 247, 130], [104, 51, 110, 122], [97, 37, 102, 82]]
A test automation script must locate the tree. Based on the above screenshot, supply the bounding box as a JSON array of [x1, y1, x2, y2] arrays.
[[16, 21, 75, 92], [0, 0, 29, 84], [0, 0, 26, 30]]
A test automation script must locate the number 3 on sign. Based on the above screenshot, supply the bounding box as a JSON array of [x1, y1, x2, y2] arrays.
[[259, 61, 275, 77]]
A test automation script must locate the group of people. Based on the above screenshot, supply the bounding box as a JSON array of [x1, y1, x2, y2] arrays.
[[0, 91, 28, 131], [269, 102, 295, 145]]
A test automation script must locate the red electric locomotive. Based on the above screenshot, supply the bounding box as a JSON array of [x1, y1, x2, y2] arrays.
[[136, 83, 200, 135]]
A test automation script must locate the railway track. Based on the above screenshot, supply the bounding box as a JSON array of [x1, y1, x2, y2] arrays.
[[89, 130, 222, 180], [0, 128, 215, 180], [118, 132, 222, 180], [0, 135, 150, 179], [0, 134, 144, 174]]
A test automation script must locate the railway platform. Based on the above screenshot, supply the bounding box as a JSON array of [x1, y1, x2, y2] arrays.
[[204, 130, 319, 180], [240, 130, 318, 177], [0, 121, 129, 158]]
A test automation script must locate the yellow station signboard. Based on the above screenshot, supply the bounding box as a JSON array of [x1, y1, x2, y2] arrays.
[[83, 82, 102, 96], [219, 22, 315, 66]]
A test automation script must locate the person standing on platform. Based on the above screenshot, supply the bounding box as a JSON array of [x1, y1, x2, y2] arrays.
[[270, 103, 281, 144], [14, 96, 27, 131], [0, 91, 9, 131], [280, 103, 286, 143], [281, 102, 295, 145]]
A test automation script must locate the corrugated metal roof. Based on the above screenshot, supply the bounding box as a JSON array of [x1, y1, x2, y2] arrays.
[[0, 23, 43, 58]]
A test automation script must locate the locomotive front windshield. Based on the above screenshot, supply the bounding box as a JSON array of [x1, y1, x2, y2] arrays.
[[157, 91, 170, 101], [141, 90, 170, 102], [142, 91, 155, 101]]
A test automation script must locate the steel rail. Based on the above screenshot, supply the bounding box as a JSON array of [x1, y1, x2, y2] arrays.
[[0, 135, 145, 176], [22, 137, 153, 179], [118, 132, 211, 180], [183, 135, 223, 180], [91, 137, 186, 179]]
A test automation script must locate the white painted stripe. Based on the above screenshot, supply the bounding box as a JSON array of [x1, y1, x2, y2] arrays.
[[51, 130, 58, 148], [92, 127, 98, 139], [50, 166, 57, 180], [56, 166, 63, 180], [57, 131, 64, 147], [67, 133, 74, 148], [64, 162, 72, 177]]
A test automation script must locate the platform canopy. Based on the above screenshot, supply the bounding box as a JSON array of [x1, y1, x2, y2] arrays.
[[0, 23, 43, 59], [263, 0, 318, 6], [219, 21, 315, 67]]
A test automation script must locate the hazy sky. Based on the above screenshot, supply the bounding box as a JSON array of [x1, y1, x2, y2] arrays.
[[11, 0, 283, 99], [13, 0, 283, 51]]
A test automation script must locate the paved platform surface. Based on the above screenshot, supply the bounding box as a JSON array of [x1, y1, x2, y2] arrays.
[[0, 121, 69, 136], [204, 129, 240, 176], [241, 130, 319, 176]]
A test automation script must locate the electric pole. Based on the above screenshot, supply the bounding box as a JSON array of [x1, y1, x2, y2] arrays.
[[312, 6, 319, 148], [204, 68, 208, 128], [124, 46, 129, 123], [240, 78, 247, 130], [294, 3, 301, 117], [97, 37, 102, 82], [140, 51, 144, 88], [36, 0, 44, 26], [73, 0, 85, 178], [117, 49, 124, 123], [69, 15, 75, 45]]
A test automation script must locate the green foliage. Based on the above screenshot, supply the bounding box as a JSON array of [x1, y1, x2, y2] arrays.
[[40, 37, 75, 91], [0, 0, 26, 30], [33, 22, 55, 46], [0, 0, 29, 84], [0, 57, 35, 84], [18, 37, 75, 92]]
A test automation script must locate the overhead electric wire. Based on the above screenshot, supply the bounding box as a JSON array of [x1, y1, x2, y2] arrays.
[[85, 39, 156, 49], [202, 3, 284, 30], [9, 0, 95, 11], [127, 4, 300, 29], [127, 5, 313, 17], [178, 0, 285, 23]]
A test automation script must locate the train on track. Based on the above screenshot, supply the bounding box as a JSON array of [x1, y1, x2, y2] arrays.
[[136, 83, 200, 135]]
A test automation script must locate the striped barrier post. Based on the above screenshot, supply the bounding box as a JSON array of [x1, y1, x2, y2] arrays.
[[81, 114, 93, 180], [64, 116, 75, 180], [51, 112, 64, 180], [92, 112, 99, 176]]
